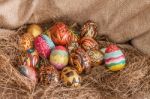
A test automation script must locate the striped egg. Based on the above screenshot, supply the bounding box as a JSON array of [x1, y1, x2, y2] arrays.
[[34, 34, 55, 58], [104, 45, 126, 71], [50, 46, 69, 70]]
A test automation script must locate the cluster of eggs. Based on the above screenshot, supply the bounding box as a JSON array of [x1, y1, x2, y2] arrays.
[[18, 21, 126, 87]]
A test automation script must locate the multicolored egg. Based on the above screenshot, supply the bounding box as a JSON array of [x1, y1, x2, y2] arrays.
[[87, 49, 104, 66], [34, 34, 55, 58], [39, 65, 59, 85], [81, 20, 97, 38], [19, 65, 37, 82], [69, 48, 91, 74], [79, 37, 99, 51], [104, 45, 126, 71], [49, 22, 71, 45], [61, 67, 81, 87], [27, 24, 42, 38], [50, 46, 69, 70], [19, 33, 34, 51], [20, 49, 39, 68]]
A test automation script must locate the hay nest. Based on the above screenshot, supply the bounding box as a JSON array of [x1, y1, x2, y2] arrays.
[[0, 23, 150, 99]]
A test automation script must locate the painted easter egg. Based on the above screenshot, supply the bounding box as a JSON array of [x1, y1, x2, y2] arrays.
[[27, 24, 42, 38], [49, 22, 71, 45], [34, 34, 55, 58], [61, 67, 81, 87], [104, 45, 126, 71], [39, 65, 59, 85], [87, 49, 104, 66], [19, 33, 34, 51], [19, 65, 37, 82], [79, 37, 99, 51], [50, 46, 69, 70], [67, 41, 79, 53], [20, 49, 39, 68], [81, 20, 97, 38], [69, 48, 91, 74]]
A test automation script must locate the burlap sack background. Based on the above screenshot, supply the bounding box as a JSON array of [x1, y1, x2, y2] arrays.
[[0, 0, 150, 55]]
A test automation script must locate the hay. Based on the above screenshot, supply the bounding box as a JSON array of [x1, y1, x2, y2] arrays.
[[0, 23, 150, 99]]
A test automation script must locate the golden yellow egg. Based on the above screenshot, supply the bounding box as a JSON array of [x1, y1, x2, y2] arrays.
[[27, 24, 42, 38]]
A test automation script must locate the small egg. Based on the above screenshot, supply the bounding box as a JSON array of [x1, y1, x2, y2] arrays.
[[79, 37, 99, 51], [19, 33, 34, 51], [81, 20, 97, 38], [104, 45, 126, 71], [50, 46, 69, 70], [19, 65, 37, 82], [61, 67, 81, 87], [69, 48, 91, 74], [27, 24, 42, 38], [39, 65, 59, 85], [87, 49, 104, 66], [34, 34, 55, 58]]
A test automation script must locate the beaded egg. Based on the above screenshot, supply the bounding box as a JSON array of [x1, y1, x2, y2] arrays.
[[20, 49, 39, 68], [50, 46, 69, 70], [39, 65, 59, 85], [19, 33, 34, 51], [79, 37, 99, 51], [87, 49, 104, 66], [19, 65, 37, 82], [27, 24, 42, 38], [69, 48, 91, 74], [34, 34, 55, 58], [81, 20, 97, 38], [104, 45, 126, 71], [49, 22, 71, 45], [61, 67, 81, 87]]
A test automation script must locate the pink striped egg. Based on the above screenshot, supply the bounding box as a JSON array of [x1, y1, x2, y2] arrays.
[[104, 45, 126, 71]]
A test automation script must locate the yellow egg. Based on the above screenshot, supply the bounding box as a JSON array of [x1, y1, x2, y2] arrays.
[[27, 24, 42, 38], [61, 67, 81, 87], [19, 33, 34, 51]]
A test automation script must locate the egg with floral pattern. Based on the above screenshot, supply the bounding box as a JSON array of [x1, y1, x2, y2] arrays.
[[19, 33, 34, 52]]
